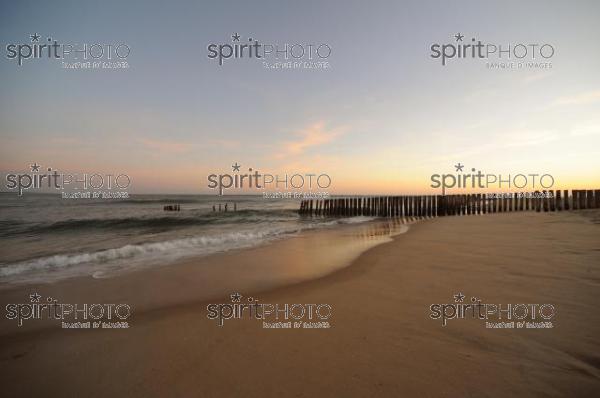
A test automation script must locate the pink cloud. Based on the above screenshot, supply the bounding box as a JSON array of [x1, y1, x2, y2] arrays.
[[278, 122, 344, 158]]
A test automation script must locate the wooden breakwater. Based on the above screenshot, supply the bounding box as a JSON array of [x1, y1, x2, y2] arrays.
[[298, 189, 600, 217]]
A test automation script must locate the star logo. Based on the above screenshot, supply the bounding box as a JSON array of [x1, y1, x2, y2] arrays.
[[230, 292, 242, 302], [454, 292, 465, 303], [231, 33, 241, 42], [232, 162, 241, 172], [454, 163, 464, 172], [30, 163, 41, 172], [454, 33, 464, 42], [30, 292, 42, 303], [30, 33, 41, 42]]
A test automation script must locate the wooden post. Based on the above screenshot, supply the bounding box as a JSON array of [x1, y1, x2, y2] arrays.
[[555, 190, 562, 211], [543, 191, 549, 212], [454, 195, 458, 216], [563, 190, 569, 211], [480, 194, 484, 214], [414, 196, 419, 218], [482, 194, 487, 214], [400, 196, 408, 218], [595, 190, 600, 209], [442, 195, 447, 217], [482, 195, 486, 213], [587, 190, 594, 209], [467, 194, 472, 215], [466, 194, 470, 215], [428, 196, 433, 217]]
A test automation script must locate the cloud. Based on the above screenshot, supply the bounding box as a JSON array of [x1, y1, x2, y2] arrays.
[[522, 72, 553, 84], [571, 122, 600, 137], [139, 138, 191, 153], [552, 90, 600, 106], [501, 130, 560, 148], [277, 122, 344, 158]]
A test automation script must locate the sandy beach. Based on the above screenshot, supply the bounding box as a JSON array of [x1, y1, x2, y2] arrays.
[[1, 210, 599, 397]]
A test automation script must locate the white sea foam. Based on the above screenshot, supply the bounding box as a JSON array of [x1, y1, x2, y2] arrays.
[[0, 216, 378, 284]]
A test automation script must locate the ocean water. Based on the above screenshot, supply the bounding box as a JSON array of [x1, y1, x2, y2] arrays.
[[0, 193, 375, 285]]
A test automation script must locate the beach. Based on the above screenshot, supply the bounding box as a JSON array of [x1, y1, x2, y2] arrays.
[[1, 210, 599, 397]]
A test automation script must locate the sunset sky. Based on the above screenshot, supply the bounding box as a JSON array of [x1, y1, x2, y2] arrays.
[[1, 0, 599, 194]]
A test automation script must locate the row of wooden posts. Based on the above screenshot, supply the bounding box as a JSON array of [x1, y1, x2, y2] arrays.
[[298, 190, 600, 217]]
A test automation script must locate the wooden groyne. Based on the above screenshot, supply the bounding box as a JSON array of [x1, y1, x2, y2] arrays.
[[298, 190, 600, 217]]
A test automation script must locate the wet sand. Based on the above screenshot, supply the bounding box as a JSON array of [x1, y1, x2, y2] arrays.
[[0, 218, 407, 334], [1, 211, 599, 397]]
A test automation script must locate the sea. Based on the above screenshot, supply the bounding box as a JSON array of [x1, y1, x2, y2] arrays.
[[0, 193, 375, 285]]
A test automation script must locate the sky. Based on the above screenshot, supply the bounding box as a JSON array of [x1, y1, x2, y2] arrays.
[[1, 0, 599, 194]]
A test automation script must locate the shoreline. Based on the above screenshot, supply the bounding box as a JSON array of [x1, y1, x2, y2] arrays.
[[1, 211, 599, 397], [0, 217, 410, 335]]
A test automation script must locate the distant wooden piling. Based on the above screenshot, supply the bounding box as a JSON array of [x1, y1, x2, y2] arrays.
[[297, 189, 596, 218]]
